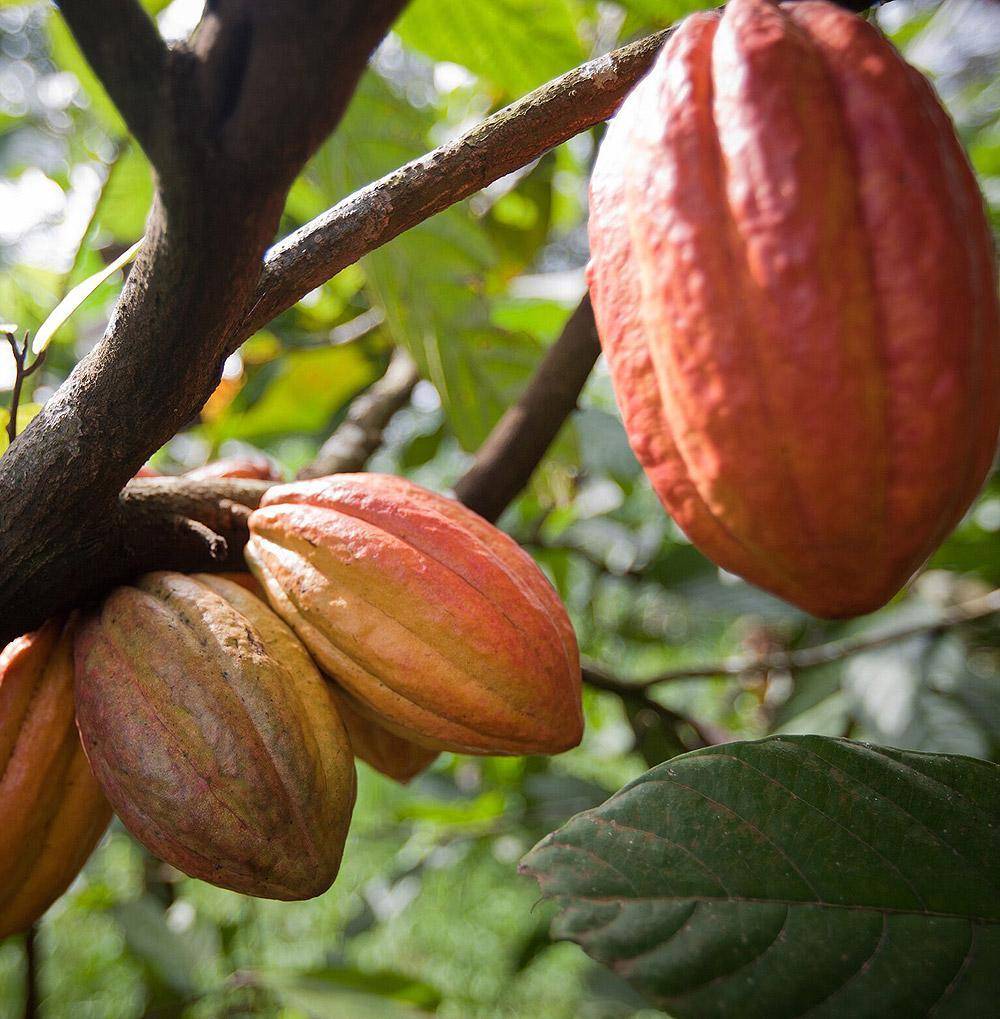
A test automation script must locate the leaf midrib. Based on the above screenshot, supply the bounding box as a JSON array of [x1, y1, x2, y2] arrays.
[[548, 886, 998, 924]]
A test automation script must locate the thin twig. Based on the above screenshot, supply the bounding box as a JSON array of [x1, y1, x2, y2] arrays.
[[613, 589, 1000, 687], [240, 33, 672, 342], [298, 347, 420, 479], [582, 664, 729, 748], [24, 923, 38, 1019], [4, 331, 44, 446]]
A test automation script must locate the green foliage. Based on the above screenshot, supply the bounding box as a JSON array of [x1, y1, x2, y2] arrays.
[[396, 0, 585, 98], [0, 0, 998, 1016], [302, 68, 552, 449], [522, 736, 1000, 1017]]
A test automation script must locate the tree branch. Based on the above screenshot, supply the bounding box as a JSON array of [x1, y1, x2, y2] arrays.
[[56, 0, 168, 162], [455, 296, 601, 522], [298, 348, 420, 480], [582, 664, 730, 751], [615, 589, 1000, 687], [240, 33, 672, 339], [0, 1, 408, 647]]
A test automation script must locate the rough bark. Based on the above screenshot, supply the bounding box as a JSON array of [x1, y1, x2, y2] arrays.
[[0, 1, 407, 644]]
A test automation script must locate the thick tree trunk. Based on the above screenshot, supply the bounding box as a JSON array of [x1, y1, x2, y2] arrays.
[[0, 1, 407, 643]]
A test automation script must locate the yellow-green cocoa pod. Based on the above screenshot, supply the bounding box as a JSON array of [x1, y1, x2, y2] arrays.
[[74, 572, 356, 900]]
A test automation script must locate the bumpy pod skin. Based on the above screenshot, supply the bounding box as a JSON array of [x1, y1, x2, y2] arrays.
[[185, 456, 283, 481], [210, 573, 437, 782], [0, 620, 112, 938], [587, 0, 1000, 619], [328, 687, 439, 784], [74, 573, 356, 900], [245, 474, 583, 756]]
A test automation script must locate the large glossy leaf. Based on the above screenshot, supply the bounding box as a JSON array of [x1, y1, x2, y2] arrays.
[[521, 735, 1000, 1018]]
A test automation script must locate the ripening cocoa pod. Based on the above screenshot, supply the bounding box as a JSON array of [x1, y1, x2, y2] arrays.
[[0, 620, 112, 938], [207, 572, 435, 782], [211, 571, 266, 594], [245, 474, 583, 756], [329, 687, 439, 784], [587, 0, 1000, 618], [74, 572, 356, 900], [185, 455, 282, 481]]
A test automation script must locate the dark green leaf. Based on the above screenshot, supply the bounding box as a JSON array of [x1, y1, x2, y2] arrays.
[[521, 735, 1000, 1018]]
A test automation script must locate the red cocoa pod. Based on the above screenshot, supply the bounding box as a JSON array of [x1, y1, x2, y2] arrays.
[[0, 620, 112, 938], [74, 572, 356, 900], [245, 474, 583, 756], [587, 0, 1000, 619], [329, 687, 439, 784], [185, 456, 282, 481]]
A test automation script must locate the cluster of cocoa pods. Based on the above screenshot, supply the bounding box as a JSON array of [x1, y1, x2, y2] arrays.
[[1, 463, 582, 936], [6, 0, 999, 945]]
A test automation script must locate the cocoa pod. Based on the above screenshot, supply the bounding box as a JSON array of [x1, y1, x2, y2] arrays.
[[211, 571, 266, 594], [329, 687, 439, 784], [208, 572, 435, 782], [74, 572, 356, 900], [245, 474, 583, 756], [0, 620, 112, 938], [587, 0, 999, 618], [185, 455, 282, 481]]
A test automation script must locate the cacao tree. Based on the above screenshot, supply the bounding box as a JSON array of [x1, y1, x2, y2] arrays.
[[0, 0, 998, 1016]]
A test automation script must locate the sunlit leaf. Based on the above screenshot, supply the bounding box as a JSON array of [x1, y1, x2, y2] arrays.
[[33, 238, 142, 353], [203, 341, 383, 444], [0, 402, 42, 455], [396, 0, 585, 98], [309, 70, 544, 448]]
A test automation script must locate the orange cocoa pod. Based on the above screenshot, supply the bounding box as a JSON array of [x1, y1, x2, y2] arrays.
[[329, 687, 439, 784], [74, 572, 356, 900], [587, 0, 1000, 619], [245, 474, 583, 756], [0, 620, 112, 938], [185, 456, 282, 481]]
